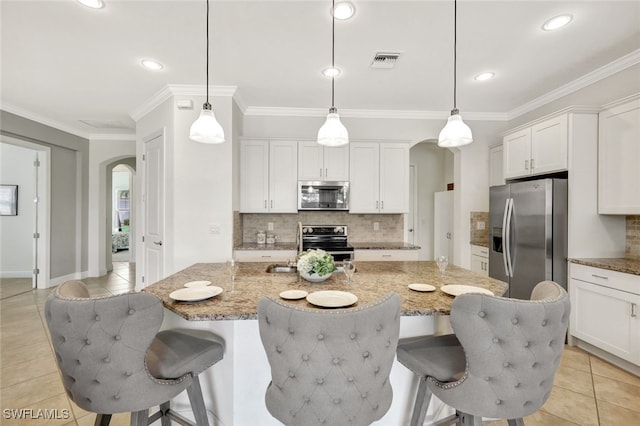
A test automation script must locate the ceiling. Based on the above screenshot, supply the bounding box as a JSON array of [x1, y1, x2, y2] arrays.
[[1, 0, 639, 138]]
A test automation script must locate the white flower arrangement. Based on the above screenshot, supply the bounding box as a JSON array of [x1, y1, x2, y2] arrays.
[[296, 249, 336, 276]]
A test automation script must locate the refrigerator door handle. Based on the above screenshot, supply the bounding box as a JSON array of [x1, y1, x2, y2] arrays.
[[505, 198, 514, 277], [501, 198, 510, 277]]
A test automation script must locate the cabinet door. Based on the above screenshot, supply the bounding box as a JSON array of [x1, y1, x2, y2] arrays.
[[269, 141, 298, 213], [531, 115, 568, 175], [324, 145, 349, 181], [298, 141, 323, 181], [570, 278, 640, 365], [598, 98, 640, 214], [240, 140, 269, 213], [349, 143, 380, 213], [489, 145, 504, 187], [471, 255, 488, 276], [379, 143, 409, 213], [503, 128, 531, 179]]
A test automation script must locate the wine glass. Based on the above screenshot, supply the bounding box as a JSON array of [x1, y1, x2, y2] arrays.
[[226, 259, 240, 294], [436, 256, 448, 275], [343, 260, 356, 284]]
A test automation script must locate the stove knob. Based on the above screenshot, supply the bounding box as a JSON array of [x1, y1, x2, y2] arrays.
[[334, 226, 343, 234], [303, 227, 312, 234]]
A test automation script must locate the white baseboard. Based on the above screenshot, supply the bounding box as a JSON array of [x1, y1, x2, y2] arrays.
[[0, 270, 32, 278], [49, 271, 89, 288]]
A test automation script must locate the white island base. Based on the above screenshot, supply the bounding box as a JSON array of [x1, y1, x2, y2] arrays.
[[161, 309, 455, 426]]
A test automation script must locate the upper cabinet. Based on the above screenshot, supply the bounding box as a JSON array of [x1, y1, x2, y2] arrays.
[[598, 97, 640, 214], [489, 144, 504, 187], [240, 139, 298, 213], [503, 114, 568, 180], [298, 142, 349, 181], [349, 142, 409, 213]]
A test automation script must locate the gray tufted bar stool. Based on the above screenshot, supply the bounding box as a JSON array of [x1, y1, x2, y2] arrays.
[[44, 280, 225, 426], [258, 293, 401, 426], [396, 281, 570, 426]]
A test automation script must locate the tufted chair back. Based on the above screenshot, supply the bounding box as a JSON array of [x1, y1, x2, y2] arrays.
[[429, 280, 570, 419], [258, 293, 401, 426], [45, 281, 192, 415]]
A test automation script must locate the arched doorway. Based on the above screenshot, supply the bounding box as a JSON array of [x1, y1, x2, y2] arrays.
[[105, 157, 136, 272]]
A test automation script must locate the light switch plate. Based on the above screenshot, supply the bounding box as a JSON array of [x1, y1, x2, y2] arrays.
[[476, 221, 485, 230]]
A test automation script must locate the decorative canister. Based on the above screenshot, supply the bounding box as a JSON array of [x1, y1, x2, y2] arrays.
[[266, 232, 277, 245], [256, 230, 266, 245]]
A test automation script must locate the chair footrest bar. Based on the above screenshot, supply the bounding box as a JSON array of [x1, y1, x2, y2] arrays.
[[432, 414, 458, 426], [167, 409, 197, 426]]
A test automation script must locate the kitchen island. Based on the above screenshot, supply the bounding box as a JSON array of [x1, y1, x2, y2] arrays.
[[144, 261, 507, 426]]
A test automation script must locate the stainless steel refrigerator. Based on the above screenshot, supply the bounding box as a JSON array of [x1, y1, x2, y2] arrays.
[[489, 178, 567, 299]]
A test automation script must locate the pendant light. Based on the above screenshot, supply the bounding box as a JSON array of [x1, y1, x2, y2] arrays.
[[438, 0, 473, 148], [189, 0, 225, 144], [317, 0, 349, 147]]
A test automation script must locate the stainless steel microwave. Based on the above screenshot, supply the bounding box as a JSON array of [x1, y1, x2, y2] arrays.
[[298, 181, 349, 211]]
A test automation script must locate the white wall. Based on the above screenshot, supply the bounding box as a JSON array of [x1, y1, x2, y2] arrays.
[[87, 138, 136, 277], [0, 143, 35, 277]]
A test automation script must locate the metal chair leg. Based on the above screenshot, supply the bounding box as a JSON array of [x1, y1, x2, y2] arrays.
[[130, 410, 148, 426], [409, 375, 433, 426], [160, 401, 171, 426], [186, 375, 209, 426], [94, 414, 112, 426], [457, 411, 483, 426], [508, 418, 525, 426]]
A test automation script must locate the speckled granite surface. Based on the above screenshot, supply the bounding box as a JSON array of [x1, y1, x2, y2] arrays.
[[568, 258, 640, 276], [349, 242, 420, 250], [143, 261, 507, 321]]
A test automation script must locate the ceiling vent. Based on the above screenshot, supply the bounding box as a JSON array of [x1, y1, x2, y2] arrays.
[[370, 52, 401, 69], [79, 119, 134, 130]]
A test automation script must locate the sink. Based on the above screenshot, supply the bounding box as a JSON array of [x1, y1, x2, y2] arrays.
[[266, 264, 298, 273]]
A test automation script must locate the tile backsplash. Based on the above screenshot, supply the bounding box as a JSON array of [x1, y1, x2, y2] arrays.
[[239, 212, 404, 244], [470, 211, 489, 246], [626, 215, 640, 259]]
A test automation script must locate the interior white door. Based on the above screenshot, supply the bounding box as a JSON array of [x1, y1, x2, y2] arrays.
[[143, 135, 164, 286], [433, 190, 454, 261]]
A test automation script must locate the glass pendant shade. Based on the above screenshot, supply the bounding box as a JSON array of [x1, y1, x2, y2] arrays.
[[317, 108, 349, 147], [189, 104, 225, 144], [438, 110, 473, 148]]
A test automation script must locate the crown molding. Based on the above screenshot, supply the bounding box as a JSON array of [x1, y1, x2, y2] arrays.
[[88, 134, 136, 141], [129, 84, 238, 122], [1, 101, 90, 139], [507, 48, 640, 121]]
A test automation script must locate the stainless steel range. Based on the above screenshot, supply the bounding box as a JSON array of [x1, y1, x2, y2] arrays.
[[298, 224, 354, 262]]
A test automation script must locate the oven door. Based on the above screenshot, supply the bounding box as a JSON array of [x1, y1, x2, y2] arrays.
[[298, 181, 349, 210]]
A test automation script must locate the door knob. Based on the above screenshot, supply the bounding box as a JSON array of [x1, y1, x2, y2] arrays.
[[153, 241, 163, 246]]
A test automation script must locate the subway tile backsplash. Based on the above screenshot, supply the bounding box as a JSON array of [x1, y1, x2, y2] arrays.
[[626, 215, 640, 260], [240, 212, 404, 244]]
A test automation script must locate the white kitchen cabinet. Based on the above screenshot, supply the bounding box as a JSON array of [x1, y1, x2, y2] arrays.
[[569, 263, 640, 366], [234, 250, 298, 263], [503, 114, 568, 179], [350, 142, 409, 213], [240, 139, 298, 213], [489, 144, 504, 187], [354, 250, 419, 261], [598, 96, 640, 214], [470, 245, 489, 277], [298, 141, 349, 181]]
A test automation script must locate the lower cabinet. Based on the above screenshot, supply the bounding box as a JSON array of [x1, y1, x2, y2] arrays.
[[470, 245, 489, 277], [354, 250, 419, 261], [234, 250, 298, 263], [569, 263, 640, 366]]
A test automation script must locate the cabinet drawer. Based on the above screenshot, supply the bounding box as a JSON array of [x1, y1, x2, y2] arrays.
[[570, 263, 640, 295], [471, 245, 489, 257], [234, 250, 297, 263], [354, 250, 419, 261]]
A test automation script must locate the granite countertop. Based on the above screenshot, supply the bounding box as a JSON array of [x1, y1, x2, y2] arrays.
[[235, 242, 298, 250], [349, 242, 421, 250], [470, 240, 489, 248], [143, 261, 507, 321], [568, 258, 640, 276]]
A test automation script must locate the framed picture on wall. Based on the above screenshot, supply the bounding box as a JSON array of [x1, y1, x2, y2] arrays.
[[0, 185, 18, 216]]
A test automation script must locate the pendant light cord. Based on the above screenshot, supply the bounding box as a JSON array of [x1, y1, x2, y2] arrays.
[[331, 0, 336, 109], [453, 0, 457, 111], [206, 0, 210, 106]]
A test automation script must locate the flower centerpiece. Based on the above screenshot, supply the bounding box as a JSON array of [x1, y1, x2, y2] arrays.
[[297, 249, 336, 283]]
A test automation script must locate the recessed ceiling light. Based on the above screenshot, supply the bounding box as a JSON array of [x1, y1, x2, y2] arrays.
[[77, 0, 104, 9], [474, 72, 495, 81], [322, 67, 341, 78], [542, 14, 573, 31], [141, 59, 164, 71], [332, 1, 355, 20]]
